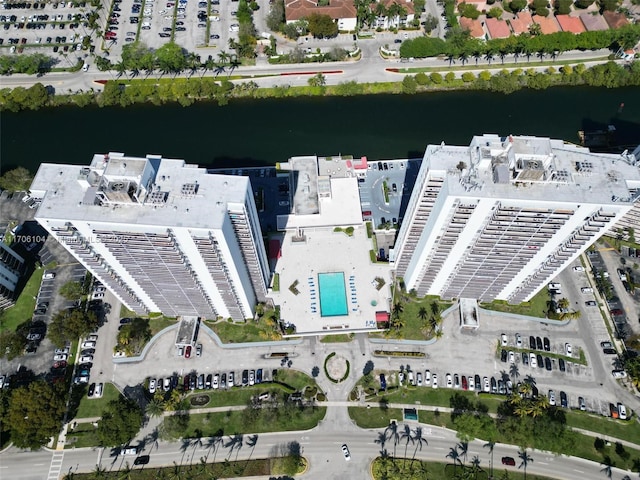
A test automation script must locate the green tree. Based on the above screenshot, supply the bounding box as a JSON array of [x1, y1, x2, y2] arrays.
[[59, 281, 84, 300], [266, 0, 285, 31], [461, 71, 476, 82], [458, 2, 481, 18], [430, 72, 443, 84], [0, 330, 28, 360], [510, 0, 527, 11], [402, 75, 418, 93], [306, 13, 338, 38], [445, 71, 456, 82], [307, 73, 326, 87], [155, 42, 187, 77], [97, 397, 143, 447], [0, 167, 33, 192], [48, 309, 99, 348], [7, 380, 66, 449], [554, 0, 572, 13], [487, 6, 503, 18]]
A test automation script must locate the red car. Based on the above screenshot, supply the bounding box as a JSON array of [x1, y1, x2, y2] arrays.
[[185, 345, 192, 358], [501, 457, 516, 466], [461, 375, 468, 390]]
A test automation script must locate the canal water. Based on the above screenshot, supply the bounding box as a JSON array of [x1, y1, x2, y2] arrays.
[[1, 86, 639, 173]]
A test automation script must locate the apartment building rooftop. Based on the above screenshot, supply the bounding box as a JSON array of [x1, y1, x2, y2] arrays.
[[427, 134, 640, 206], [30, 153, 251, 229]]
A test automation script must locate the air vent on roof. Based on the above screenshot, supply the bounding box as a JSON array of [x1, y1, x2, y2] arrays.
[[181, 183, 199, 195], [111, 182, 125, 191], [149, 191, 169, 204]]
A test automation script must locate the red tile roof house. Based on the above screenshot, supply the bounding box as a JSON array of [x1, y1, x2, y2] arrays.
[[532, 14, 560, 34], [602, 10, 629, 29], [579, 12, 609, 31], [485, 17, 511, 39], [509, 11, 533, 35], [373, 0, 416, 30], [285, 0, 358, 31], [555, 14, 586, 34], [460, 16, 485, 38]]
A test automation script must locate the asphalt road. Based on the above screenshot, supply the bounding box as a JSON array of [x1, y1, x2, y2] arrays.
[[0, 45, 616, 93], [1, 420, 635, 480]]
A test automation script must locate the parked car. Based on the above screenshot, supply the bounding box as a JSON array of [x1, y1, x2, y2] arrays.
[[565, 343, 572, 356], [424, 369, 431, 386], [618, 403, 627, 420], [431, 373, 438, 388], [578, 396, 586, 411], [543, 337, 550, 352], [228, 371, 234, 387], [341, 444, 351, 461], [548, 390, 556, 406], [196, 343, 202, 357], [185, 345, 191, 358], [544, 357, 552, 371], [249, 370, 255, 386], [500, 333, 508, 346], [558, 358, 565, 372], [501, 456, 516, 466], [560, 391, 567, 408], [256, 369, 263, 384], [149, 378, 156, 394], [529, 335, 536, 349]]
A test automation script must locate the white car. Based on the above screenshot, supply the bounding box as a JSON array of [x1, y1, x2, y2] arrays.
[[548, 390, 556, 406], [483, 376, 490, 392], [80, 355, 93, 363], [515, 333, 522, 348], [508, 351, 515, 363], [212, 374, 219, 389], [81, 341, 96, 349], [53, 354, 68, 361], [468, 375, 474, 391], [164, 377, 171, 391], [149, 378, 156, 394], [424, 370, 431, 386], [431, 373, 438, 388], [446, 373, 452, 388], [530, 353, 537, 368], [573, 266, 584, 272], [341, 444, 351, 461], [618, 403, 627, 420], [229, 23, 239, 32], [500, 333, 508, 346], [43, 272, 56, 279], [581, 287, 593, 294], [249, 370, 255, 386], [95, 383, 103, 398], [55, 348, 69, 355], [416, 372, 422, 386], [565, 343, 572, 356]]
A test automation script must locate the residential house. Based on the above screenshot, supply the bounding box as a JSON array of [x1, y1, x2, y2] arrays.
[[579, 12, 609, 31], [555, 14, 586, 34], [509, 11, 533, 35], [373, 0, 415, 30], [485, 17, 511, 39], [285, 0, 357, 31], [532, 14, 560, 34], [460, 17, 485, 39]]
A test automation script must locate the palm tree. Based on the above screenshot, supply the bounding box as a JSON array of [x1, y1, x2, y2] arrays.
[[411, 426, 428, 467], [518, 449, 533, 480], [385, 422, 400, 462], [146, 397, 165, 418], [447, 446, 462, 474], [115, 60, 126, 79], [483, 440, 495, 479], [509, 363, 519, 381], [401, 424, 414, 467], [457, 441, 469, 466], [470, 455, 482, 479], [600, 456, 614, 479]]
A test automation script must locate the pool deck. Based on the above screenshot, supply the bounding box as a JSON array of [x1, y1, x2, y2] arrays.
[[268, 225, 392, 336]]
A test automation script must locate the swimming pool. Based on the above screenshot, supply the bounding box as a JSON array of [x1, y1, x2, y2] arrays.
[[318, 272, 348, 317]]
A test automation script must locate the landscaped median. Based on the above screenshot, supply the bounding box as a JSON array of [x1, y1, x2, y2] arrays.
[[347, 381, 640, 472]]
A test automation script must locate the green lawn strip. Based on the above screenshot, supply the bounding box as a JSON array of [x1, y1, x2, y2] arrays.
[[348, 406, 405, 428], [149, 316, 178, 336], [371, 386, 501, 414], [320, 334, 354, 343], [0, 267, 43, 332], [566, 410, 640, 445], [372, 458, 557, 480], [481, 288, 549, 318], [75, 383, 122, 419], [64, 423, 102, 449], [164, 406, 326, 438], [398, 55, 611, 74], [56, 457, 301, 478], [208, 318, 284, 343], [273, 369, 321, 392], [500, 346, 586, 366]]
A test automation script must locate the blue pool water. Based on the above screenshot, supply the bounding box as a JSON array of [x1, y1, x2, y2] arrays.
[[318, 272, 348, 317]]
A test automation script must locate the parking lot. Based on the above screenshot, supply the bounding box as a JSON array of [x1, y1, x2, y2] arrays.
[[0, 0, 93, 60]]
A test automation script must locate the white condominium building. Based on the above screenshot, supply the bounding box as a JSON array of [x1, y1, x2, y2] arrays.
[[30, 153, 269, 320], [392, 134, 640, 304]]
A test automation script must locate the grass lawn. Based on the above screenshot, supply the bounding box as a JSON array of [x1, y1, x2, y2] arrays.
[[567, 429, 640, 471], [371, 386, 502, 414], [566, 410, 640, 445], [481, 287, 550, 318], [57, 457, 302, 478], [370, 296, 453, 340], [348, 406, 404, 428], [273, 369, 320, 392], [320, 334, 354, 343], [0, 267, 43, 332], [372, 458, 558, 480], [65, 422, 101, 449], [163, 406, 326, 438], [75, 383, 121, 419], [149, 316, 178, 336], [187, 387, 263, 408], [208, 319, 286, 343]]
